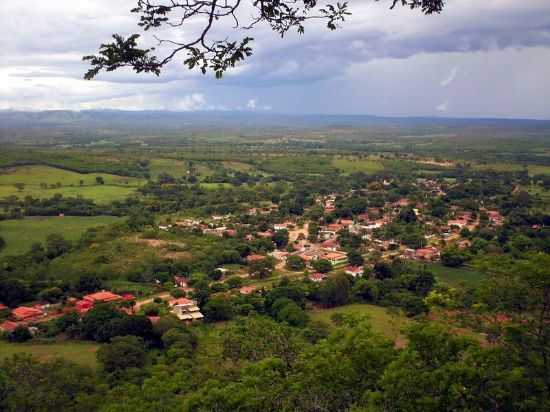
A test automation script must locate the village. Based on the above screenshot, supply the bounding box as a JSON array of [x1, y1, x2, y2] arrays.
[[0, 176, 508, 334]]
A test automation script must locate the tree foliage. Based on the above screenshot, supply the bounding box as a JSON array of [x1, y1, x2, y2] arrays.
[[84, 0, 445, 79]]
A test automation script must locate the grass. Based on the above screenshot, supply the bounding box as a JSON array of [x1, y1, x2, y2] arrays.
[[425, 263, 486, 287], [0, 165, 143, 203], [309, 303, 411, 343], [104, 280, 159, 298], [0, 216, 123, 257], [149, 158, 190, 178], [332, 158, 384, 174], [0, 341, 99, 368], [471, 162, 550, 176]]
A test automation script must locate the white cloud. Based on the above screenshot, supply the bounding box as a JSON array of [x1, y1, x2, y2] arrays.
[[436, 102, 449, 112], [440, 67, 459, 87], [246, 98, 257, 109]]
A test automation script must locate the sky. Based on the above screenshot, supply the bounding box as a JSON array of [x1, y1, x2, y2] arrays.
[[1, 0, 550, 119]]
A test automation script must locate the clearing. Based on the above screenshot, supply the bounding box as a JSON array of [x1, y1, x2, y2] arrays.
[[0, 216, 123, 257], [0, 341, 99, 368]]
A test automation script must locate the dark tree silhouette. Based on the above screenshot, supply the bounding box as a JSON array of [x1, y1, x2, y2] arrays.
[[84, 0, 445, 79]]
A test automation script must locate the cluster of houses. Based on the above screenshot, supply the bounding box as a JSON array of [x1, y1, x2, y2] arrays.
[[0, 288, 205, 334]]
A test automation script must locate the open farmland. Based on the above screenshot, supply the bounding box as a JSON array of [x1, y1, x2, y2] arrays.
[[309, 303, 411, 343], [0, 165, 143, 203], [0, 216, 123, 256], [331, 157, 384, 174], [0, 341, 99, 368]]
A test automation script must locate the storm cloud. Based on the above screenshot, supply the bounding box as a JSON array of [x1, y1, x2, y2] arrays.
[[1, 0, 549, 118]]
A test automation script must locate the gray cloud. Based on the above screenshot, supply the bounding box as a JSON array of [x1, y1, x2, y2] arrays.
[[1, 0, 549, 117]]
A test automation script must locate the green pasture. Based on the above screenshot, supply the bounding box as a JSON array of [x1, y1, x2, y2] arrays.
[[149, 158, 190, 178], [0, 165, 143, 203], [0, 341, 99, 368], [425, 263, 486, 287], [0, 216, 123, 257], [332, 158, 384, 174], [309, 303, 411, 342]]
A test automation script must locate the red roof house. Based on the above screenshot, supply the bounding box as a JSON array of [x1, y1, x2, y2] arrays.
[[415, 247, 440, 261], [344, 266, 364, 277], [75, 299, 94, 314], [239, 286, 257, 295], [0, 303, 8, 311], [309, 273, 327, 283], [246, 254, 266, 264], [83, 291, 123, 303], [0, 320, 19, 332], [168, 297, 194, 307], [11, 306, 44, 321]]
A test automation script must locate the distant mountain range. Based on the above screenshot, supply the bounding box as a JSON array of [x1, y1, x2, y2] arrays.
[[2, 109, 550, 131]]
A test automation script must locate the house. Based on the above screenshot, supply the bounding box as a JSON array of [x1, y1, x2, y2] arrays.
[[309, 272, 327, 283], [327, 223, 343, 232], [415, 247, 440, 261], [246, 254, 266, 264], [344, 266, 364, 277], [274, 222, 291, 231], [75, 299, 94, 314], [11, 306, 44, 321], [321, 238, 339, 251], [322, 251, 348, 266], [256, 231, 273, 239], [83, 291, 123, 304], [122, 293, 135, 302], [0, 303, 8, 312], [340, 219, 354, 227], [239, 286, 257, 295], [169, 298, 204, 322], [174, 276, 188, 288], [223, 229, 237, 237], [487, 210, 504, 225], [270, 250, 289, 262], [0, 320, 19, 332]]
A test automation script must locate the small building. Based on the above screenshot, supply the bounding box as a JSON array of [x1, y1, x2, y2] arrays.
[[174, 276, 188, 288], [321, 238, 339, 251], [415, 247, 440, 261], [256, 231, 273, 239], [309, 273, 327, 283], [83, 291, 123, 304], [322, 251, 348, 266], [246, 254, 266, 264], [0, 303, 8, 312], [0, 320, 19, 332], [239, 286, 257, 295], [169, 298, 204, 322], [11, 306, 44, 322], [344, 266, 364, 277], [75, 299, 94, 314]]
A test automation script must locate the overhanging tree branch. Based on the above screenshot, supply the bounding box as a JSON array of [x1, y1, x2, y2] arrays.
[[83, 0, 445, 79]]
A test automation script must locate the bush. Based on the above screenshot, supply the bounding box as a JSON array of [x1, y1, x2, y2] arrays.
[[9, 326, 32, 343], [97, 336, 146, 373], [226, 276, 243, 289], [286, 255, 306, 271]]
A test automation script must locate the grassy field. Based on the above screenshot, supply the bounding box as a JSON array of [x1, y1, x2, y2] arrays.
[[425, 263, 486, 287], [309, 303, 411, 343], [332, 158, 384, 174], [149, 158, 190, 178], [0, 341, 99, 368], [471, 162, 550, 176], [0, 216, 123, 256], [0, 165, 143, 203]]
